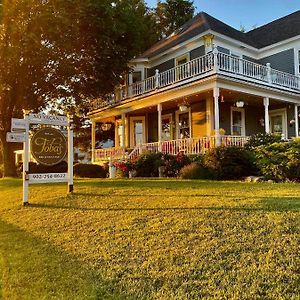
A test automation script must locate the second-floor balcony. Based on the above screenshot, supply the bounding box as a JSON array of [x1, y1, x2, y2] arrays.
[[91, 49, 300, 111]]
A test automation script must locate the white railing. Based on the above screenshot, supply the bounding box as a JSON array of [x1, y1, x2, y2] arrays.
[[126, 136, 249, 160], [91, 51, 300, 111], [94, 147, 126, 162]]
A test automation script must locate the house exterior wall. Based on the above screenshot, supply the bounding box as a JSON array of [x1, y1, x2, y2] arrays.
[[191, 101, 207, 137], [259, 49, 295, 74], [148, 59, 175, 77], [190, 46, 205, 60]]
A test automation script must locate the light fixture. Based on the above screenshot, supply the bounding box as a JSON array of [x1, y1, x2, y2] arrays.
[[101, 123, 112, 131], [236, 100, 244, 108], [179, 104, 188, 112]]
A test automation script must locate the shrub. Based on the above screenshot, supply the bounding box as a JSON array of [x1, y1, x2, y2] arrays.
[[179, 162, 212, 179], [163, 152, 191, 177], [114, 160, 135, 178], [74, 163, 107, 178], [135, 152, 163, 177], [253, 140, 300, 182], [245, 133, 281, 150], [203, 146, 257, 180]]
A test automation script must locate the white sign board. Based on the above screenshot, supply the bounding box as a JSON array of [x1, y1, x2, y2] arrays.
[[28, 173, 69, 184], [11, 118, 26, 131], [6, 132, 25, 143], [28, 113, 68, 126]]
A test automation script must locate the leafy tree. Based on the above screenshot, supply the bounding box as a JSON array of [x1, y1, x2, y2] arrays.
[[0, 0, 156, 177], [155, 0, 195, 38]]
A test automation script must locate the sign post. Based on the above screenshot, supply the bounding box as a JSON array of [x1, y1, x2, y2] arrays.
[[7, 111, 74, 205]]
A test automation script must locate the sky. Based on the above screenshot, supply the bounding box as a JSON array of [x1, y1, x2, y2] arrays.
[[145, 0, 300, 31]]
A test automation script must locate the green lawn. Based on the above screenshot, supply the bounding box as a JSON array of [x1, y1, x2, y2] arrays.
[[0, 178, 299, 299]]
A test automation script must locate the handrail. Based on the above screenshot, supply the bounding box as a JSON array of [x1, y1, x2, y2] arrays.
[[91, 51, 300, 111]]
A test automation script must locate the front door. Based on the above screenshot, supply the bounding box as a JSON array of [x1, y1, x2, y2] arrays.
[[269, 109, 287, 138], [231, 107, 245, 136], [130, 116, 146, 147]]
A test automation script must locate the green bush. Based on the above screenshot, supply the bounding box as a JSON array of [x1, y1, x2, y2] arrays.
[[74, 163, 107, 178], [179, 162, 212, 179], [135, 152, 163, 177], [253, 140, 300, 182], [163, 152, 191, 177], [245, 133, 281, 150], [203, 147, 257, 180]]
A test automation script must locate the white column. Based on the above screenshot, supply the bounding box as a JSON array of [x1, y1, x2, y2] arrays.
[[67, 114, 74, 193], [295, 104, 299, 137], [128, 72, 133, 97], [121, 113, 126, 149], [213, 86, 220, 146], [157, 103, 162, 151], [263, 97, 270, 133], [91, 120, 96, 163], [22, 110, 30, 206]]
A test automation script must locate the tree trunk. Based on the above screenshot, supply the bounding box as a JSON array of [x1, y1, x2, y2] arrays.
[[0, 132, 17, 177]]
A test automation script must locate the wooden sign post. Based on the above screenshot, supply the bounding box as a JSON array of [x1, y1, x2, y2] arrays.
[[7, 111, 74, 205]]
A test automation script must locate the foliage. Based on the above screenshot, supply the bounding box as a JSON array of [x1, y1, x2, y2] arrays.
[[114, 160, 136, 178], [179, 162, 212, 179], [135, 152, 163, 177], [245, 133, 281, 150], [0, 178, 299, 299], [0, 0, 158, 176], [163, 151, 191, 177], [74, 163, 107, 178], [155, 0, 196, 38], [203, 146, 257, 180], [253, 140, 300, 182]]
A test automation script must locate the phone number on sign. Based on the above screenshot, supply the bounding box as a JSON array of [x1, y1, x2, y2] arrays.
[[30, 173, 67, 180]]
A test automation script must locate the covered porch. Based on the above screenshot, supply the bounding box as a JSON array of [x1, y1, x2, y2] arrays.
[[90, 83, 300, 163]]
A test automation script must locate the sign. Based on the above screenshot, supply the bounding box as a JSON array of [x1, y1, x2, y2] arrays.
[[11, 118, 26, 131], [6, 132, 25, 143], [31, 127, 67, 166], [28, 173, 68, 184], [29, 113, 68, 126]]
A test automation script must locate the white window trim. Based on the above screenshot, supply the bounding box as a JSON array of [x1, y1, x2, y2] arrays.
[[161, 113, 173, 141], [269, 108, 288, 139], [130, 116, 146, 147], [175, 53, 190, 66], [230, 107, 246, 136], [175, 108, 192, 139]]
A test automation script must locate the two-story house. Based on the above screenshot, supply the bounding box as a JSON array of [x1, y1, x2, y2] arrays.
[[88, 10, 300, 162]]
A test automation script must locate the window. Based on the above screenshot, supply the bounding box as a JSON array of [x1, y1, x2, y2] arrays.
[[161, 114, 172, 141], [298, 50, 300, 74], [231, 107, 245, 136], [132, 71, 142, 83], [175, 54, 190, 80], [176, 109, 191, 139], [269, 109, 288, 139]]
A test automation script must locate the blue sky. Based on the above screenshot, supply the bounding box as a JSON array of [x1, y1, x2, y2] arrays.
[[145, 0, 300, 31]]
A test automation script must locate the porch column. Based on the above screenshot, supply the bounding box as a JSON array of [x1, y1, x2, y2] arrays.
[[128, 72, 133, 97], [295, 104, 299, 137], [157, 103, 162, 151], [121, 113, 126, 149], [263, 97, 270, 133], [213, 86, 220, 146], [91, 120, 96, 163]]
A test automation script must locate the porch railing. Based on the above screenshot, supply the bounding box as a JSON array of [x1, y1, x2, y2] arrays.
[[91, 51, 300, 111], [127, 136, 249, 160], [94, 147, 126, 161]]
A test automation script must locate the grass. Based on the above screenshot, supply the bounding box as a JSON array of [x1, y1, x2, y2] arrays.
[[0, 178, 299, 299]]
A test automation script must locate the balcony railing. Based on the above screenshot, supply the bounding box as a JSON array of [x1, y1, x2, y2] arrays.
[[91, 51, 300, 111]]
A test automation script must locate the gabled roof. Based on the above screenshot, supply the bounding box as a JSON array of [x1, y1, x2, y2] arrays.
[[138, 10, 300, 59], [246, 10, 300, 48]]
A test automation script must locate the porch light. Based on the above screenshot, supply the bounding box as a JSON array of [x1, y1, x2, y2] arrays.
[[101, 123, 112, 131], [179, 104, 188, 112], [236, 100, 244, 108]]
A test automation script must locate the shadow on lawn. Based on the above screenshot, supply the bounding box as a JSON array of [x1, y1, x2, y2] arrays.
[[0, 219, 138, 299], [29, 195, 300, 213]]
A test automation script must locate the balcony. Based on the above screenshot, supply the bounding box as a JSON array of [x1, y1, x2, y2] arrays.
[[91, 50, 300, 112]]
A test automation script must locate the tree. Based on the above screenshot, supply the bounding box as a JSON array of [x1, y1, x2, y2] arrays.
[[155, 0, 195, 38], [0, 0, 156, 177]]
